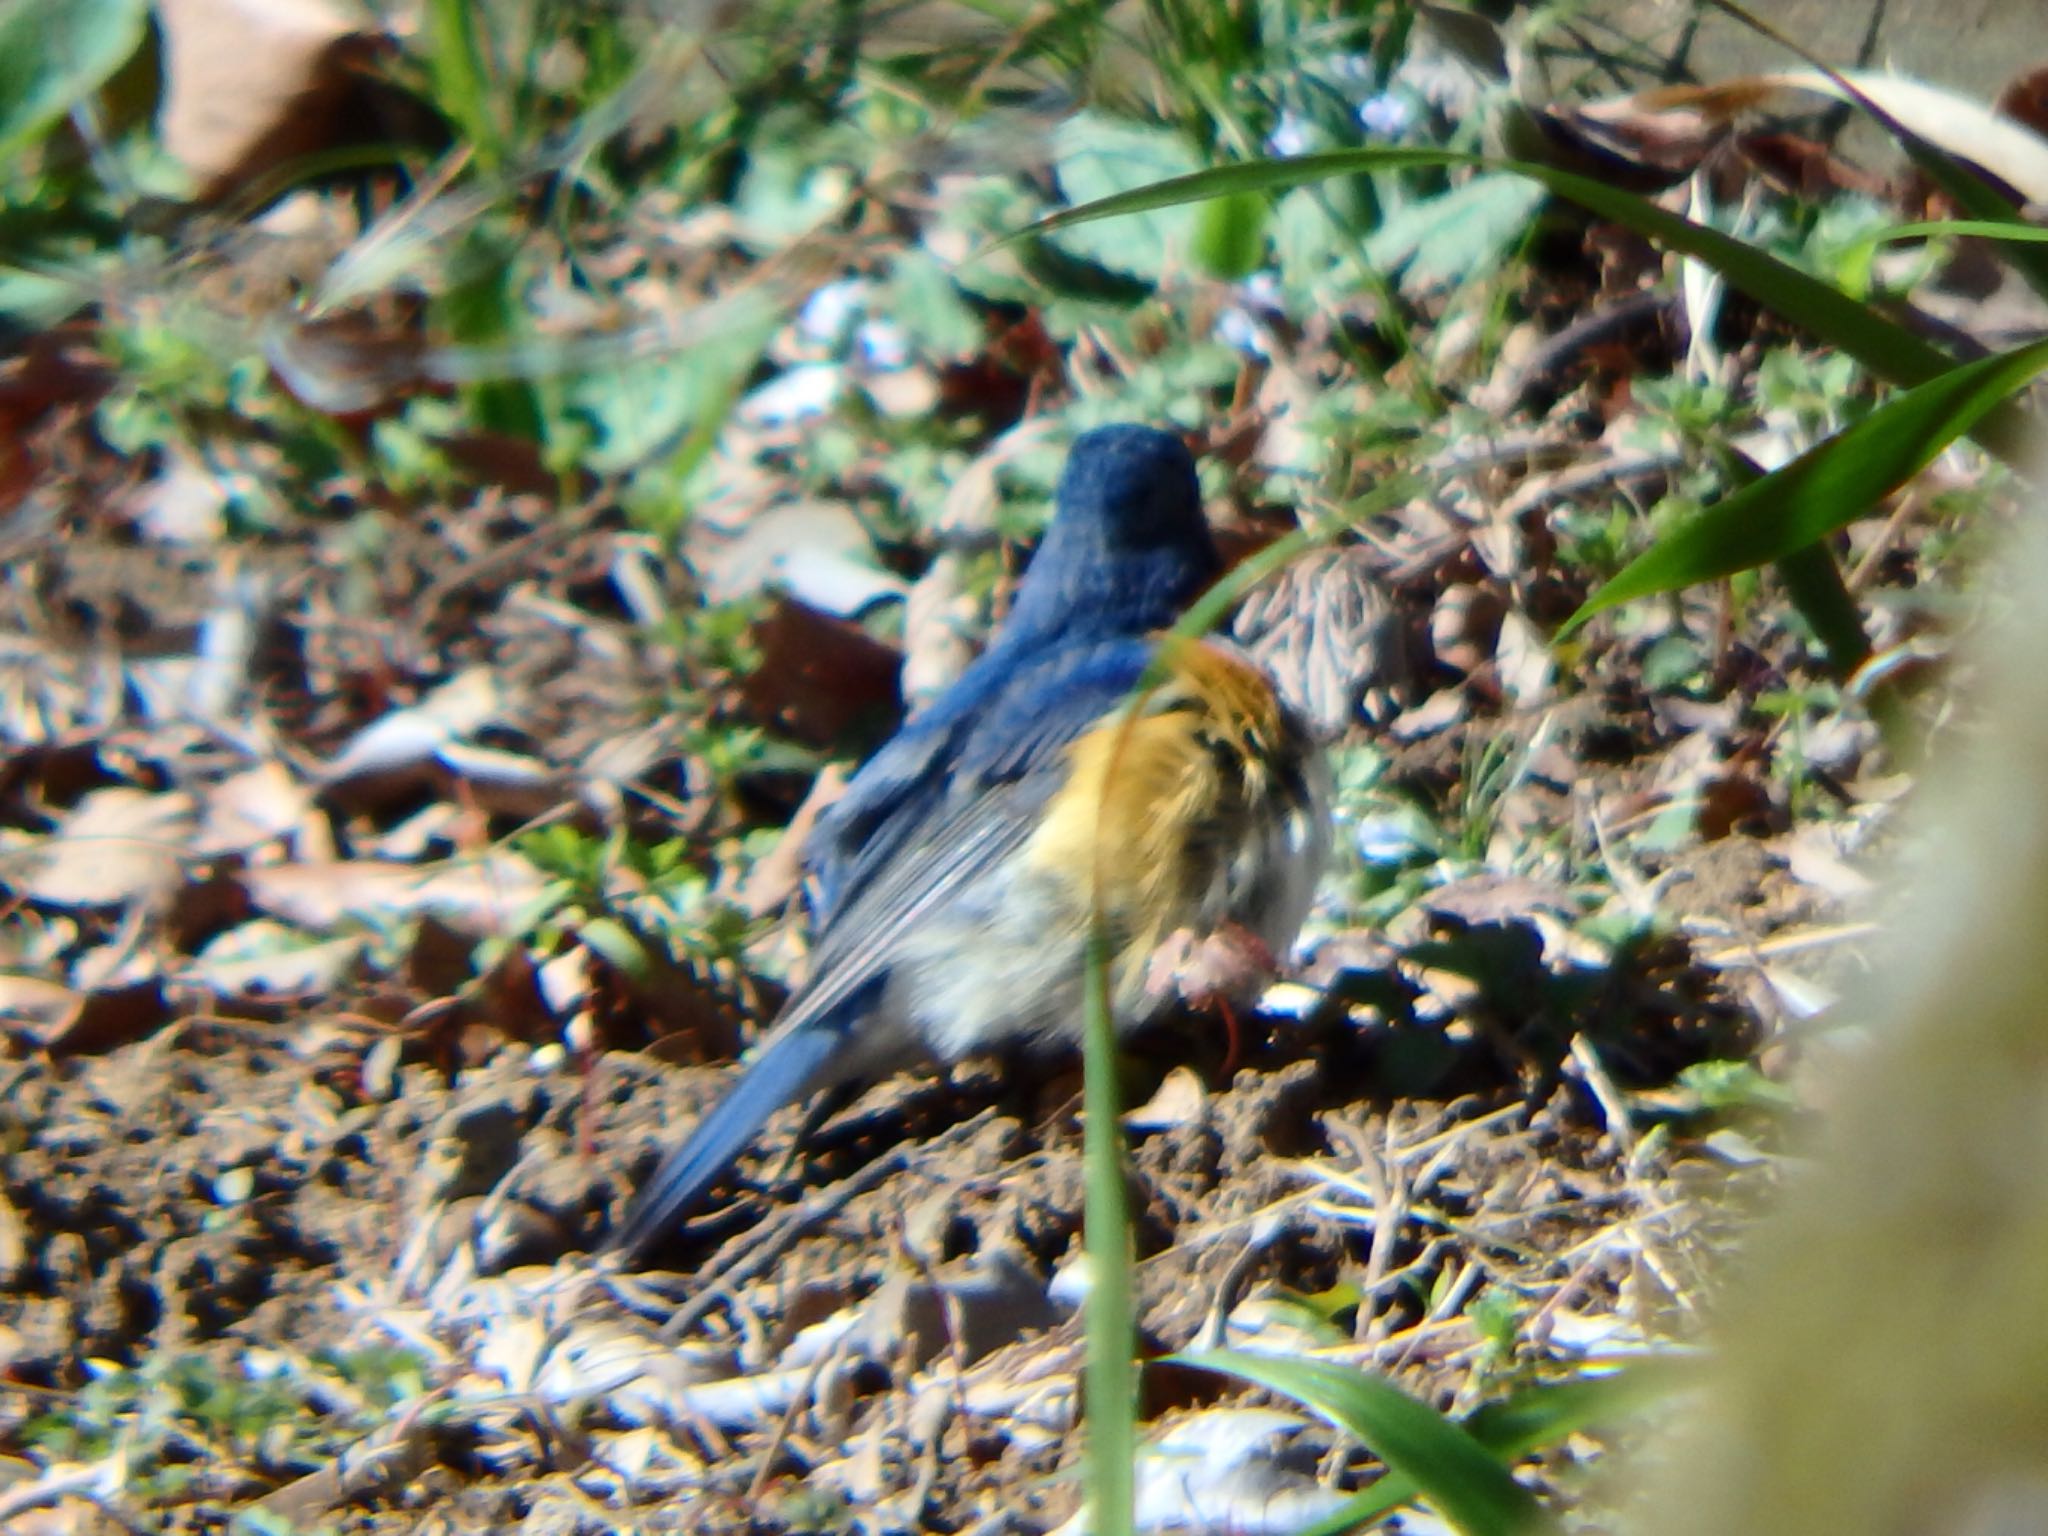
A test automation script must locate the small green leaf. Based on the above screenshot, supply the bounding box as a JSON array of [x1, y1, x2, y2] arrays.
[[577, 917, 652, 979], [883, 248, 982, 358], [0, 0, 148, 160], [1364, 172, 1547, 296], [1049, 111, 1200, 283], [1285, 1362, 1692, 1536], [421, 0, 505, 171], [564, 295, 779, 473], [1678, 1058, 1800, 1113], [1641, 634, 1706, 693], [0, 264, 84, 326]]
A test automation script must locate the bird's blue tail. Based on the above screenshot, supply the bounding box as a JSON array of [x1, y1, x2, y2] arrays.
[[607, 1012, 853, 1262]]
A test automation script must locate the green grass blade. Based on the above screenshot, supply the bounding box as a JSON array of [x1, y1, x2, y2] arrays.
[[1869, 220, 2048, 246], [1082, 914, 1136, 1536], [1075, 505, 1356, 1536], [1284, 1362, 1692, 1536], [1566, 336, 2048, 630], [1076, 472, 1419, 1530], [1458, 1359, 1688, 1448], [1718, 450, 1871, 680], [1172, 1348, 1558, 1536], [1774, 542, 1868, 677], [1015, 147, 2037, 466]]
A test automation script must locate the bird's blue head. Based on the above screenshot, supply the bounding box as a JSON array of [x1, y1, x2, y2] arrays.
[[996, 424, 1220, 651]]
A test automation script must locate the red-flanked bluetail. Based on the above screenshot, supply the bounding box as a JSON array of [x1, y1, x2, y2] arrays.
[[609, 424, 1330, 1262]]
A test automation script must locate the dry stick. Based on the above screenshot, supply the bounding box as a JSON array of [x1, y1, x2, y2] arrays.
[[745, 1333, 849, 1506], [899, 1215, 977, 1493], [1191, 1216, 1292, 1352], [1567, 1033, 1639, 1161], [1844, 487, 1924, 595]]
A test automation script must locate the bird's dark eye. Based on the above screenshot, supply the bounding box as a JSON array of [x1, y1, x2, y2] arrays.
[[1195, 724, 1267, 787]]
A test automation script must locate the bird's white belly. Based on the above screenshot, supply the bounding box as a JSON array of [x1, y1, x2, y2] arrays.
[[883, 869, 1094, 1061]]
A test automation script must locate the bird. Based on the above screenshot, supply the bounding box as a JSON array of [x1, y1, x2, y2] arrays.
[[608, 423, 1330, 1262]]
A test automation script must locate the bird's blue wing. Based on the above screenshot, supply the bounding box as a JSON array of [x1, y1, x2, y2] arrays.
[[952, 639, 1158, 784], [804, 644, 1012, 915], [807, 638, 1156, 911], [779, 638, 1156, 1032], [813, 641, 1152, 912]]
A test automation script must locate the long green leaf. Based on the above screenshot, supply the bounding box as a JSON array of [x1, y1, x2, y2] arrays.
[[1775, 542, 1868, 677], [422, 0, 505, 173], [1287, 1362, 1692, 1536], [1567, 337, 2048, 629], [1017, 146, 2036, 466], [1871, 220, 2048, 246], [1173, 1348, 1557, 1536]]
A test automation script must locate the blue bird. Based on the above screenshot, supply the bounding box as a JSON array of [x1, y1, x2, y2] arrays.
[[609, 424, 1329, 1262]]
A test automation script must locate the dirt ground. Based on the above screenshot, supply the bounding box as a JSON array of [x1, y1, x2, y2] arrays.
[[0, 393, 1861, 1530], [0, 745, 1787, 1533], [0, 12, 1947, 1522]]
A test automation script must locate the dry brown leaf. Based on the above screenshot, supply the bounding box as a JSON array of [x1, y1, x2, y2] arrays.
[[1124, 1065, 1207, 1132], [1112, 1407, 1346, 1536], [742, 599, 901, 749], [158, 0, 375, 200], [0, 1189, 25, 1283], [17, 788, 195, 908], [742, 762, 847, 918], [1430, 583, 1504, 676], [934, 416, 1057, 537], [129, 450, 230, 545], [1775, 824, 1876, 902], [899, 550, 978, 710], [317, 668, 503, 787], [0, 973, 80, 1030], [182, 925, 368, 1001], [1248, 362, 1325, 477], [196, 762, 318, 856], [1389, 687, 1466, 741], [862, 365, 942, 419], [688, 498, 903, 612], [1423, 872, 1579, 927], [242, 852, 547, 931], [1495, 608, 1555, 708], [1635, 71, 2048, 205], [42, 978, 172, 1056]]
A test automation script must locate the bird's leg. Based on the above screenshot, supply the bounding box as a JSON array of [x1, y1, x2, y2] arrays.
[[1216, 995, 1243, 1079], [765, 1079, 861, 1186]]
